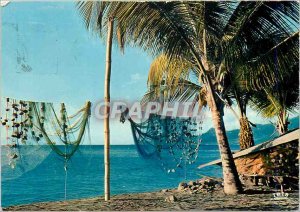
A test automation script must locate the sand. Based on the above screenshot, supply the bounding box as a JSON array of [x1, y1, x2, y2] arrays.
[[3, 188, 299, 211]]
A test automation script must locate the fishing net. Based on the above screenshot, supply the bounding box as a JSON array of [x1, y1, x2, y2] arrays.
[[28, 101, 91, 160], [1, 144, 52, 181], [1, 98, 91, 199], [121, 111, 203, 175]]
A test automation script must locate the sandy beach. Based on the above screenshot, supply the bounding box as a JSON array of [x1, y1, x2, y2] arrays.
[[3, 188, 299, 211]]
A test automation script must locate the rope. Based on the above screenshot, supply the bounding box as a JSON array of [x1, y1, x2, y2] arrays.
[[64, 142, 67, 201], [64, 156, 68, 201], [6, 98, 8, 143]]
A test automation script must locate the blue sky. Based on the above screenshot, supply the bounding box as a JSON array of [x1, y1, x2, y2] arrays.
[[1, 2, 272, 144]]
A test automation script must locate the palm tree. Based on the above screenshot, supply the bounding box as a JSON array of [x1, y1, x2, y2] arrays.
[[143, 54, 256, 150], [247, 64, 299, 135], [238, 31, 299, 135], [226, 85, 255, 150], [78, 1, 299, 195]]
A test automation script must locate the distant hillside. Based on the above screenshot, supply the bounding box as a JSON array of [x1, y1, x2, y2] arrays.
[[201, 117, 299, 147]]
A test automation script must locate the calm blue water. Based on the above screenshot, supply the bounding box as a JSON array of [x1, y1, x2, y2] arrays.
[[1, 144, 230, 207]]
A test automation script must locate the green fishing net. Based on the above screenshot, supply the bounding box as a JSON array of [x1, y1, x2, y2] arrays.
[[1, 98, 91, 185], [121, 112, 202, 174]]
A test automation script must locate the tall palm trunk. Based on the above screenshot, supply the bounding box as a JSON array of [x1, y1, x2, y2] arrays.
[[205, 77, 242, 195], [233, 88, 254, 150], [104, 17, 114, 201], [210, 103, 243, 194], [238, 116, 254, 150], [277, 109, 288, 135]]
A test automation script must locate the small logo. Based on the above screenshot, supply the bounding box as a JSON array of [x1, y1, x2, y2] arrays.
[[273, 192, 289, 200]]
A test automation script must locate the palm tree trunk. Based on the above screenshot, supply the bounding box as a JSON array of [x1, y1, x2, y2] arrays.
[[238, 116, 254, 150], [233, 88, 254, 150], [205, 77, 242, 195], [104, 17, 114, 201], [199, 27, 241, 195], [277, 109, 288, 135], [210, 104, 243, 194]]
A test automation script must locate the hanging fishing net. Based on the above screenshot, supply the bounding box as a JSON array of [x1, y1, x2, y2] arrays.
[[1, 98, 91, 199], [120, 110, 203, 174], [1, 144, 52, 181]]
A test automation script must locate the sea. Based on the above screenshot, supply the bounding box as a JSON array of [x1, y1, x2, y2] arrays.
[[1, 144, 225, 207], [1, 118, 298, 207]]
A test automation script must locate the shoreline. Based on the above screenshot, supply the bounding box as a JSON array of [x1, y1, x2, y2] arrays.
[[3, 188, 299, 211]]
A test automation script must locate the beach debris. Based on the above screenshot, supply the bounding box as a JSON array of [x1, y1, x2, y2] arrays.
[[165, 195, 177, 203], [177, 182, 188, 191], [188, 181, 196, 186], [178, 177, 223, 194]]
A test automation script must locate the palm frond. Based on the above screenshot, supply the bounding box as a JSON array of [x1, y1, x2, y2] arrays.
[[147, 54, 193, 88], [249, 65, 299, 118], [77, 1, 109, 36], [237, 32, 299, 90], [223, 1, 299, 84]]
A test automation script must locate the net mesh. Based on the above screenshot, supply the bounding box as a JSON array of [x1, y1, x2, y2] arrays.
[[123, 113, 203, 174], [1, 98, 91, 198]]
